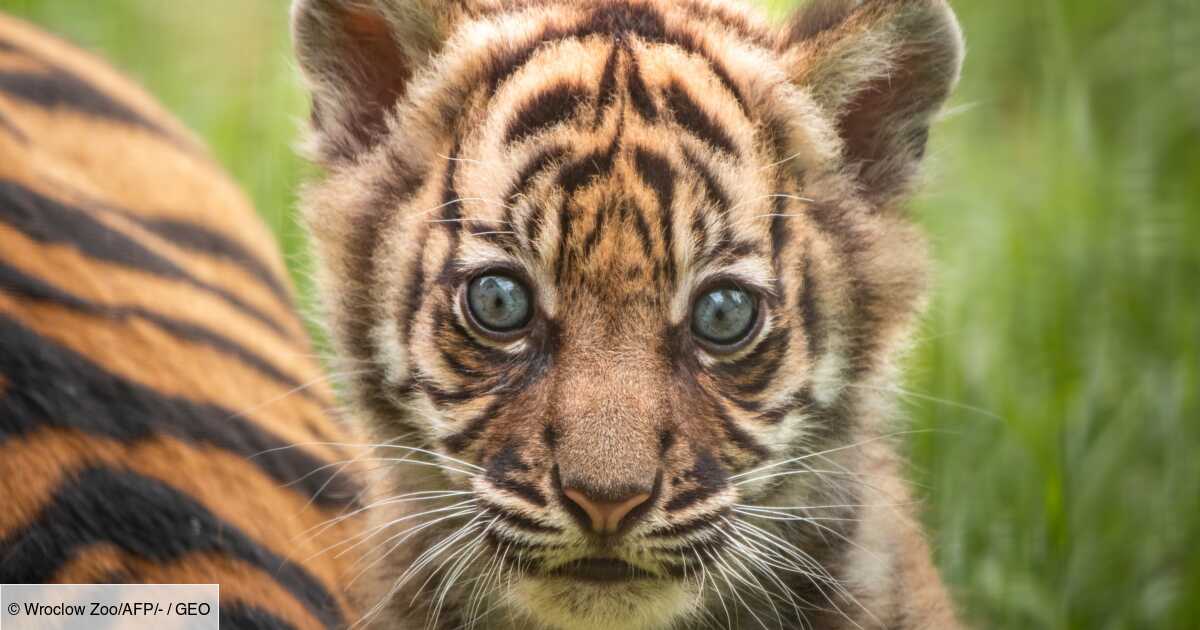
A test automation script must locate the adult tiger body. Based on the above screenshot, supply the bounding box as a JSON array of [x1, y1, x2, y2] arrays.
[[293, 0, 966, 629], [0, 14, 366, 629]]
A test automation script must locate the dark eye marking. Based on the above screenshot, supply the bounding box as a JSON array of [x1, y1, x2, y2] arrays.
[[438, 307, 511, 369], [716, 328, 791, 411]]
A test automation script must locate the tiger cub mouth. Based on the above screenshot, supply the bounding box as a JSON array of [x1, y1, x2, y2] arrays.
[[545, 557, 657, 583]]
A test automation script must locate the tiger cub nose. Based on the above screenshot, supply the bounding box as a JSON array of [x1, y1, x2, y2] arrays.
[[562, 487, 652, 535]]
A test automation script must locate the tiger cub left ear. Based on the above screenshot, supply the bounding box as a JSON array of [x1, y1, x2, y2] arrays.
[[782, 0, 964, 204], [291, 0, 464, 163]]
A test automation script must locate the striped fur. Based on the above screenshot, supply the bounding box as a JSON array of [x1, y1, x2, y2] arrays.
[[294, 0, 964, 628], [0, 14, 367, 630]]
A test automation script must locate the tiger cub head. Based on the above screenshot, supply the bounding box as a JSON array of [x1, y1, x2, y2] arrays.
[[293, 0, 962, 628]]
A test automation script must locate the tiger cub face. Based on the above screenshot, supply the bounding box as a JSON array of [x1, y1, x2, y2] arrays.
[[293, 0, 962, 628]]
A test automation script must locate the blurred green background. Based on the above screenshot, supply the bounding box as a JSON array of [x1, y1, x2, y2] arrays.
[[4, 0, 1197, 627]]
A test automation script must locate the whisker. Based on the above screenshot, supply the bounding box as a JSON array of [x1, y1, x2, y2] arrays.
[[730, 430, 929, 481], [843, 382, 1003, 421], [224, 368, 369, 422]]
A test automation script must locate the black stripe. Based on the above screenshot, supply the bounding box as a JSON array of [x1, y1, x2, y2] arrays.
[[440, 144, 463, 228], [433, 142, 467, 303], [804, 202, 877, 378], [769, 191, 790, 267], [17, 160, 288, 304], [680, 145, 731, 212], [438, 307, 512, 373], [505, 146, 566, 249], [488, 507, 561, 535], [120, 214, 294, 307], [714, 406, 768, 463], [494, 478, 547, 508], [506, 145, 567, 208], [400, 235, 428, 346], [437, 336, 484, 380], [342, 156, 426, 426], [0, 181, 295, 340], [486, 443, 546, 507], [714, 327, 790, 399], [485, 4, 748, 115], [665, 450, 727, 511], [415, 376, 482, 407], [799, 250, 825, 359], [504, 83, 586, 145], [628, 203, 655, 254], [680, 147, 723, 255], [579, 202, 609, 258], [554, 134, 621, 283], [626, 49, 658, 121], [633, 148, 676, 283], [594, 45, 619, 125], [645, 513, 724, 539], [556, 132, 621, 197], [0, 38, 188, 147], [679, 2, 774, 47], [665, 83, 737, 156], [0, 467, 342, 628], [343, 211, 393, 419], [442, 398, 503, 454], [0, 315, 358, 508], [486, 530, 565, 554], [0, 260, 321, 405]]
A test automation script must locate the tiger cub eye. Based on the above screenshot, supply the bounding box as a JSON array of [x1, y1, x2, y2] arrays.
[[691, 286, 757, 346], [467, 274, 532, 333]]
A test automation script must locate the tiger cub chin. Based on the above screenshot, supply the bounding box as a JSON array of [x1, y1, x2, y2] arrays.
[[292, 0, 965, 628]]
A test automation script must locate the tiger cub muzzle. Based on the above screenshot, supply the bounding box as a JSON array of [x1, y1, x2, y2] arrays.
[[473, 328, 739, 586]]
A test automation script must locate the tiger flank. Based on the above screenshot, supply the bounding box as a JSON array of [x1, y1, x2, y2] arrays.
[[293, 0, 964, 628], [0, 14, 367, 628]]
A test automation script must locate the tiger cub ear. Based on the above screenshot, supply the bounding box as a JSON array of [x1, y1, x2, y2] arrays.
[[291, 0, 462, 162], [782, 0, 964, 204]]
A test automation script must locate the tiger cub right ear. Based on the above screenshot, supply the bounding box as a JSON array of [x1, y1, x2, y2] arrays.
[[780, 0, 964, 205], [291, 0, 462, 162]]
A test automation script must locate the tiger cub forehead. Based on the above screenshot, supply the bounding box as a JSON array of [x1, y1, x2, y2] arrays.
[[327, 0, 845, 325], [436, 34, 792, 319]]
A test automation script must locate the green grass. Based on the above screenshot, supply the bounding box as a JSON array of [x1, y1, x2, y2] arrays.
[[6, 0, 1198, 627]]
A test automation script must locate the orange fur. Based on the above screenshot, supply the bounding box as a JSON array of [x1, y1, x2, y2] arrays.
[[0, 13, 367, 629]]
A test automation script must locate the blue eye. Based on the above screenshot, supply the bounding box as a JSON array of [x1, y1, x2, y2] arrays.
[[691, 286, 758, 346], [467, 274, 532, 332]]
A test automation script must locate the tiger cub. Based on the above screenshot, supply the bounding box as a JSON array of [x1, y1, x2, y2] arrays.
[[293, 0, 965, 628]]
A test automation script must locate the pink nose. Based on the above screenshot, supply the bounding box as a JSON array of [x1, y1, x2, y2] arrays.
[[562, 488, 652, 535]]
